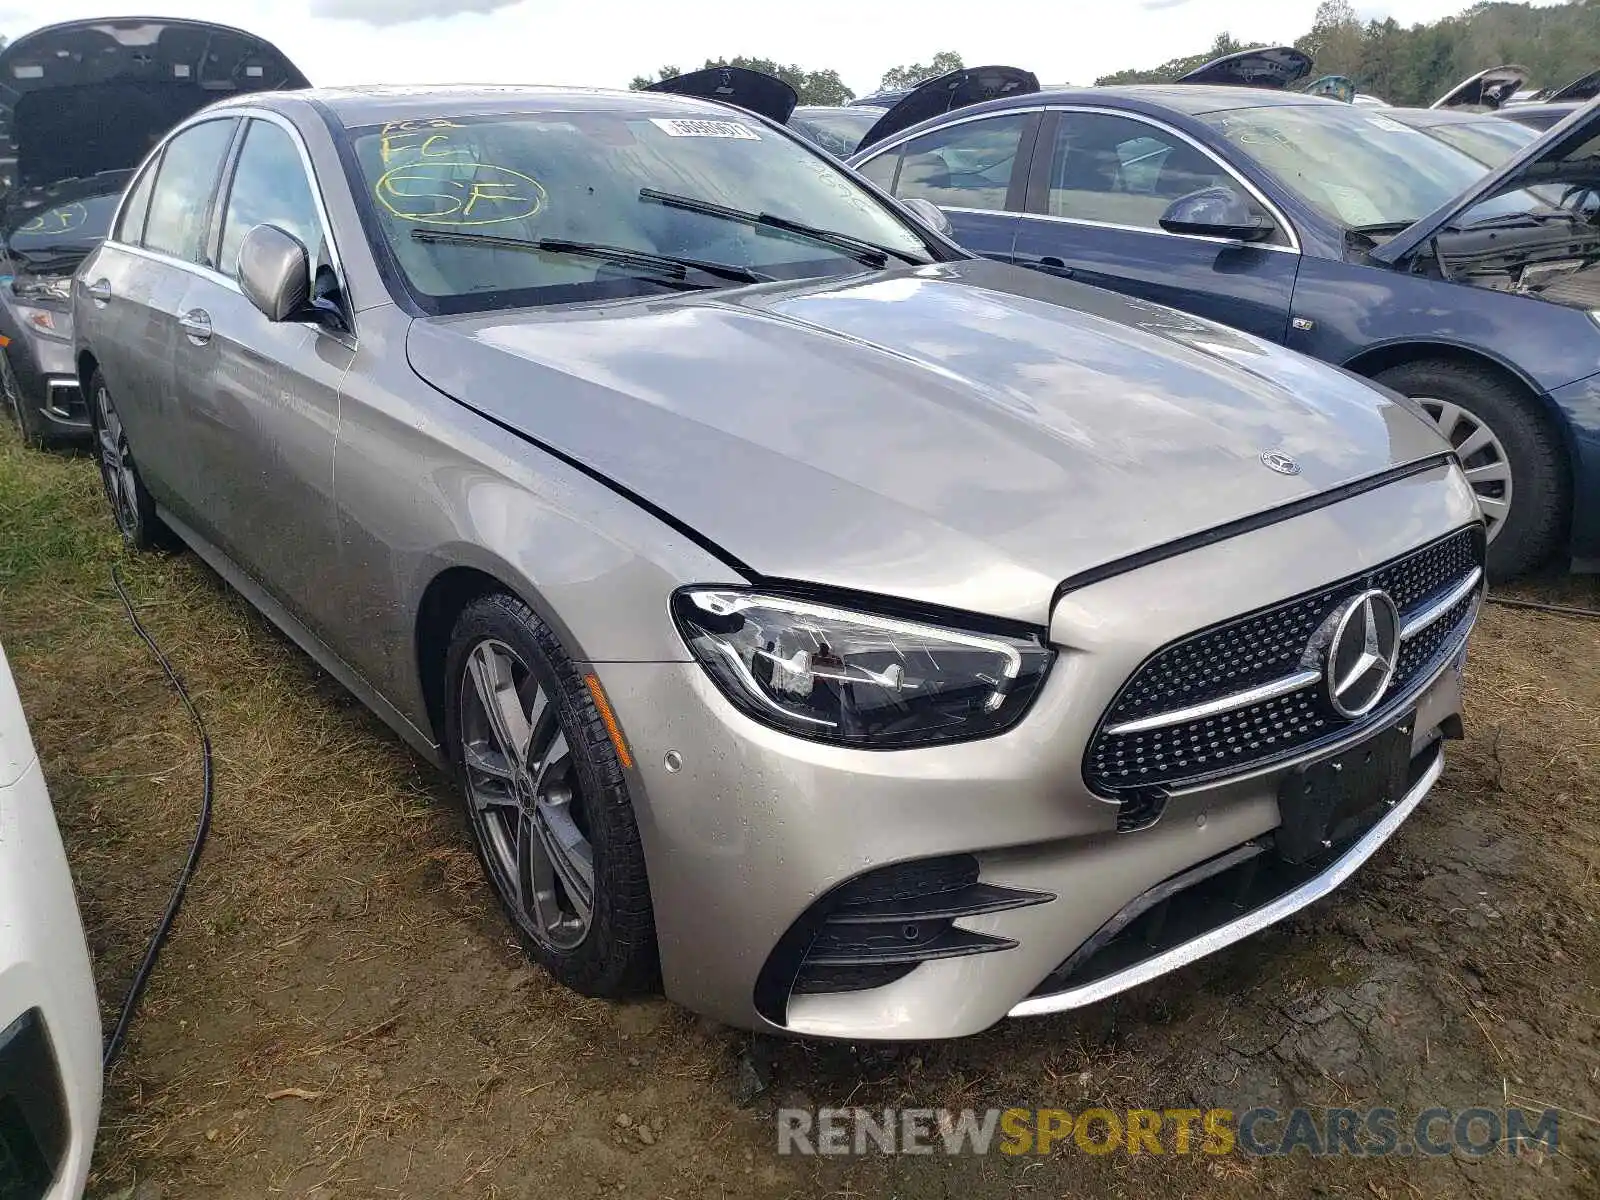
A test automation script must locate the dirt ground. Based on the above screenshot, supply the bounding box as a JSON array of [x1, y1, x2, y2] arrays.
[[1, 429, 1596, 1199]]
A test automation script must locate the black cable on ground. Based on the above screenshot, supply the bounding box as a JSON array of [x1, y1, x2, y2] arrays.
[[102, 562, 214, 1073], [1487, 595, 1600, 620]]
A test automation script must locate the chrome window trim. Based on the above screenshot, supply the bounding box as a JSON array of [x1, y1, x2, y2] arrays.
[[854, 107, 1044, 216], [854, 102, 1302, 254], [1010, 741, 1446, 1018], [104, 105, 357, 344]]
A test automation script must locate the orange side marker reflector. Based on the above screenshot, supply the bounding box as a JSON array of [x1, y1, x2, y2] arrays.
[[0, 335, 10, 347], [584, 673, 634, 771]]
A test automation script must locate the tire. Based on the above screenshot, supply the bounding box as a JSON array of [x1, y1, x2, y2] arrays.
[[1, 347, 49, 449], [443, 591, 658, 997], [86, 369, 179, 552], [1372, 359, 1569, 579]]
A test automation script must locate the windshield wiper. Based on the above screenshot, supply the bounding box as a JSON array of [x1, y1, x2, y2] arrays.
[[408, 228, 772, 286], [638, 188, 927, 269], [1449, 209, 1581, 231]]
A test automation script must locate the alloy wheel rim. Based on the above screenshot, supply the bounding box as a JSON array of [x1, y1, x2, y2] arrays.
[[459, 638, 594, 951], [95, 385, 140, 537], [1415, 396, 1512, 543]]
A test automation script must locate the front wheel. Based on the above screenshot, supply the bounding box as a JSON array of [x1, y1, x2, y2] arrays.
[[444, 592, 658, 998], [1373, 359, 1569, 579], [1, 348, 48, 448]]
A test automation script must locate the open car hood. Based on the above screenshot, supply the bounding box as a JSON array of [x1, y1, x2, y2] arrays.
[[645, 67, 798, 124], [1545, 68, 1600, 105], [1174, 47, 1312, 89], [1374, 96, 1600, 265], [1431, 65, 1528, 110], [0, 18, 308, 198], [856, 66, 1039, 151]]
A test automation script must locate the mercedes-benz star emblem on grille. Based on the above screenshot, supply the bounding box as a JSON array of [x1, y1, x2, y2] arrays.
[[1324, 589, 1401, 718], [1260, 450, 1301, 476]]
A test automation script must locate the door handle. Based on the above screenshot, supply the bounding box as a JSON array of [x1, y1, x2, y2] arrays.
[[1017, 255, 1074, 277], [179, 308, 213, 344], [84, 278, 112, 303]]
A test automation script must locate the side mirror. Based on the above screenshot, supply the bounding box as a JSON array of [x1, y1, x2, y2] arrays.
[[239, 223, 314, 323], [902, 197, 954, 237], [1158, 186, 1274, 242]]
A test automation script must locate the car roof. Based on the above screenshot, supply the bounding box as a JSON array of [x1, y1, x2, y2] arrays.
[[216, 84, 751, 127], [890, 83, 1342, 126]]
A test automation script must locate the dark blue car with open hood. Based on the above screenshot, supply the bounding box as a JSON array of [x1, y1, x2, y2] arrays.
[[847, 53, 1600, 578]]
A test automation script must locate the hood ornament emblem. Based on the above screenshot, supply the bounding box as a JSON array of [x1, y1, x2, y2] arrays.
[[1260, 449, 1301, 476]]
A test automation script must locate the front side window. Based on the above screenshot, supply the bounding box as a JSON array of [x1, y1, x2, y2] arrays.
[[346, 108, 934, 314], [1045, 112, 1231, 229], [869, 114, 1030, 212], [219, 119, 330, 280], [143, 118, 238, 264]]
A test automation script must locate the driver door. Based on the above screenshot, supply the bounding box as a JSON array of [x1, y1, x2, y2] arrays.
[[1013, 110, 1300, 343]]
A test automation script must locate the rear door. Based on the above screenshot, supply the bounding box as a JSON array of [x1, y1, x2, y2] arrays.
[[852, 110, 1041, 262], [79, 116, 238, 513], [169, 114, 353, 638], [1011, 109, 1301, 343]]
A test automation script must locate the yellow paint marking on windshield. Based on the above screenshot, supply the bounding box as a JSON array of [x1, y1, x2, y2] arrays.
[[21, 201, 88, 235], [380, 118, 464, 164], [376, 162, 547, 226]]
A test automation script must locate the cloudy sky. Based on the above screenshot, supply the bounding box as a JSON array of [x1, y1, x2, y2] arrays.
[[0, 0, 1569, 95]]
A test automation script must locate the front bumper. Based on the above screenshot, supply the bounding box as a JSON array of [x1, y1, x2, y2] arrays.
[[3, 316, 89, 439], [593, 460, 1482, 1041], [0, 757, 101, 1199]]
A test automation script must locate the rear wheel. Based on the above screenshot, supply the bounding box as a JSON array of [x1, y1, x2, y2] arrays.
[[1372, 359, 1568, 579], [88, 370, 178, 552], [444, 591, 658, 997], [1, 347, 48, 448]]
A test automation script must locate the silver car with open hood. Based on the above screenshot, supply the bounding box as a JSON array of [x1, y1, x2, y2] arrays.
[[73, 85, 1484, 1040]]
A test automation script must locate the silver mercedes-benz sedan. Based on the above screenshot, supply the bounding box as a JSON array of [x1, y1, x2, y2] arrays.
[[73, 84, 1484, 1041]]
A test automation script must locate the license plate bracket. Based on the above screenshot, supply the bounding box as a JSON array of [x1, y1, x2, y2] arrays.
[[1275, 713, 1415, 864]]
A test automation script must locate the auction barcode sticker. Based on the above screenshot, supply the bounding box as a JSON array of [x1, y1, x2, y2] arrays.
[[649, 118, 761, 140]]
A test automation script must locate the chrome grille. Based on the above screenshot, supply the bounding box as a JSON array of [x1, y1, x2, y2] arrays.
[[1085, 527, 1483, 796]]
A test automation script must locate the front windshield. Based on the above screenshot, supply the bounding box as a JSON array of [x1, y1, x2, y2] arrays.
[[789, 107, 884, 158], [1201, 103, 1527, 228], [1424, 118, 1540, 167], [6, 191, 122, 260], [349, 108, 930, 312]]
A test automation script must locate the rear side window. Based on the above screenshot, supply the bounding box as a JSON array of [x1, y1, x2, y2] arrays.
[[143, 118, 238, 265], [218, 119, 329, 280], [876, 114, 1031, 212], [115, 157, 159, 245]]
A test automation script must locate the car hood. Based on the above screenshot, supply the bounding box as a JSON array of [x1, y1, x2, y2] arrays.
[[406, 260, 1448, 625], [0, 17, 308, 198], [1375, 94, 1600, 264], [1431, 64, 1528, 111], [1175, 47, 1312, 89], [644, 66, 798, 124], [1546, 68, 1600, 104]]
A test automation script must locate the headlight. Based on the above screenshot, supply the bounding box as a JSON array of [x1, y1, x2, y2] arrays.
[[13, 304, 70, 340], [673, 588, 1054, 748]]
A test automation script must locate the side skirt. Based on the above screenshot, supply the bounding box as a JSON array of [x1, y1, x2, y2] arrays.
[[156, 505, 446, 769]]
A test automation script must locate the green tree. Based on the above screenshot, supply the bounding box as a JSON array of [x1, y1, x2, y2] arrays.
[[1296, 0, 1366, 75], [877, 51, 964, 92], [628, 57, 855, 105]]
